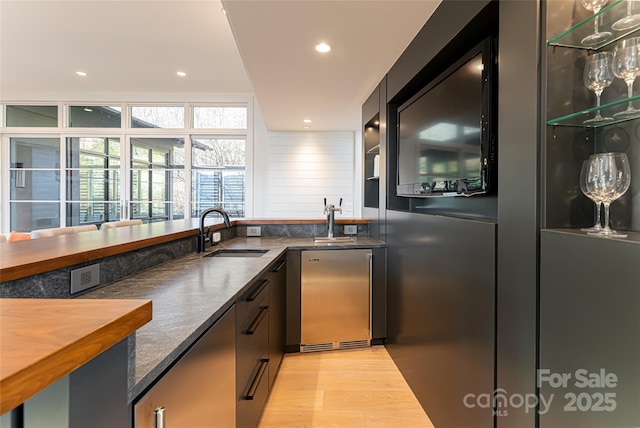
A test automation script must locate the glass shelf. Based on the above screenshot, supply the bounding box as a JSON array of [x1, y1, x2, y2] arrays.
[[547, 94, 640, 126], [366, 144, 380, 155], [366, 176, 379, 181], [548, 0, 640, 50]]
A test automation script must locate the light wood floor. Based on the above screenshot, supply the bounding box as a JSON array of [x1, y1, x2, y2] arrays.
[[258, 346, 435, 428]]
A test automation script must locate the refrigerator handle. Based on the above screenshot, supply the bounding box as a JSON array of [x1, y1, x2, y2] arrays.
[[369, 252, 373, 337]]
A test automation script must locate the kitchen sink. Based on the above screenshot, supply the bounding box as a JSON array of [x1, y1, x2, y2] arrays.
[[313, 236, 355, 244], [204, 249, 269, 258]]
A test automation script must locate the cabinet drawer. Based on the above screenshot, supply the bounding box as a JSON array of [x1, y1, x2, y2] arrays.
[[236, 278, 269, 324], [237, 358, 269, 428], [237, 305, 269, 389]]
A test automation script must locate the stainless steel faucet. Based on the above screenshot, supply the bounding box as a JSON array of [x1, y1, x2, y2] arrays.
[[197, 207, 231, 253], [323, 198, 342, 238]]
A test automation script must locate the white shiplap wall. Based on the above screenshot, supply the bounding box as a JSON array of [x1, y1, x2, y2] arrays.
[[257, 131, 358, 218]]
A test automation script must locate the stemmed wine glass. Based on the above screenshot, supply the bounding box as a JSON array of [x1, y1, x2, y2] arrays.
[[579, 158, 604, 232], [581, 0, 612, 45], [612, 37, 640, 117], [583, 51, 614, 124], [612, 0, 640, 31], [585, 152, 631, 238]]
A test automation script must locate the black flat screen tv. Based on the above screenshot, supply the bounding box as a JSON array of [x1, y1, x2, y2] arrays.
[[396, 37, 497, 197]]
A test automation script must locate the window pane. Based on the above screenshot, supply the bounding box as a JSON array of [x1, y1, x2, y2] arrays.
[[6, 105, 58, 127], [131, 106, 184, 129], [67, 169, 120, 201], [192, 169, 245, 218], [10, 137, 60, 168], [193, 106, 247, 129], [67, 137, 120, 169], [191, 137, 245, 167], [11, 202, 60, 232], [131, 137, 184, 166], [67, 201, 119, 225], [10, 170, 60, 200], [68, 106, 121, 127]]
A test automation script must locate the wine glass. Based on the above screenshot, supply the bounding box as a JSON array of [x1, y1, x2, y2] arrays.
[[612, 37, 640, 117], [581, 0, 612, 45], [612, 0, 640, 31], [583, 51, 615, 124], [579, 158, 604, 232], [585, 152, 631, 237]]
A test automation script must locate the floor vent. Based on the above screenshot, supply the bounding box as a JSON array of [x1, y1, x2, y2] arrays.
[[339, 340, 370, 350], [301, 342, 333, 353]]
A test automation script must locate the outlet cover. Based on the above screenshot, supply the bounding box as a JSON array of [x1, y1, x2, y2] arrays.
[[247, 226, 261, 237], [70, 264, 100, 294], [344, 225, 358, 235]]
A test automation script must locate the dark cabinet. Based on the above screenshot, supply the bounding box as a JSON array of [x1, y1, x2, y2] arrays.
[[134, 305, 236, 428], [267, 255, 287, 388], [236, 254, 287, 428], [363, 114, 380, 209], [545, 1, 639, 233], [236, 277, 270, 428]]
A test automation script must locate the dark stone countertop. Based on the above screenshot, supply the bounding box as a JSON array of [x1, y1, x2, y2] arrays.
[[80, 236, 384, 402]]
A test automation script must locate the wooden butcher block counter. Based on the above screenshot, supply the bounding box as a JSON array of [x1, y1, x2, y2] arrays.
[[0, 298, 152, 415]]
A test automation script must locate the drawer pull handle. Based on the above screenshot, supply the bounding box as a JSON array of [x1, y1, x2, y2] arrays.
[[246, 279, 269, 302], [243, 359, 269, 400], [245, 306, 268, 335], [272, 258, 287, 272], [154, 406, 165, 428]]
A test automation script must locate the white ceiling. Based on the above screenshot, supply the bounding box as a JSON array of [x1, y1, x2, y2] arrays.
[[0, 0, 440, 131]]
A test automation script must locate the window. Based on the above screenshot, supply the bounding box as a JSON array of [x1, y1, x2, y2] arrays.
[[131, 106, 184, 129], [192, 137, 246, 218], [2, 102, 250, 233], [130, 138, 185, 222], [9, 137, 61, 231], [66, 137, 121, 226], [6, 105, 58, 127], [68, 106, 122, 128], [193, 106, 247, 129]]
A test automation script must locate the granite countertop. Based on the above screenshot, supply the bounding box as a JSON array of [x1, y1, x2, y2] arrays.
[[80, 236, 384, 402]]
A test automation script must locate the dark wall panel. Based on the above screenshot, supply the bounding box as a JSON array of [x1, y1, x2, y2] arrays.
[[539, 231, 640, 427], [386, 210, 496, 428], [387, 0, 491, 102], [495, 1, 540, 426]]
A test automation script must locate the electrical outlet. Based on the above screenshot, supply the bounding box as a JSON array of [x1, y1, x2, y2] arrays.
[[212, 232, 221, 243], [344, 225, 358, 235], [247, 226, 261, 237], [70, 264, 100, 294]]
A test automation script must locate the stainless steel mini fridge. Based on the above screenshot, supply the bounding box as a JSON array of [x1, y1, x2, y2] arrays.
[[300, 249, 372, 352]]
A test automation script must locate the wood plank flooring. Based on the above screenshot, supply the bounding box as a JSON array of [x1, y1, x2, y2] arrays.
[[259, 346, 435, 428]]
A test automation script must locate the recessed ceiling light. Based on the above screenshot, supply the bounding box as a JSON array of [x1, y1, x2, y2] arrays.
[[315, 42, 331, 53], [76, 71, 87, 77], [176, 71, 186, 77], [84, 107, 93, 112], [303, 119, 312, 123]]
